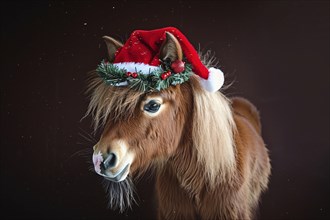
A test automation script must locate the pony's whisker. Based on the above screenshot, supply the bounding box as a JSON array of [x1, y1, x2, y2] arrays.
[[102, 177, 137, 212]]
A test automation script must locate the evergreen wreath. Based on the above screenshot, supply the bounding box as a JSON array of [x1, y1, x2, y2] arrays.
[[96, 60, 192, 92]]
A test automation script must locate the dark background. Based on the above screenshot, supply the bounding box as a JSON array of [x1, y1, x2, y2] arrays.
[[1, 1, 329, 219]]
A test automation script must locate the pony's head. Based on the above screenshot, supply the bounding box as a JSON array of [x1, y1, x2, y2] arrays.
[[90, 79, 194, 180], [86, 28, 236, 212]]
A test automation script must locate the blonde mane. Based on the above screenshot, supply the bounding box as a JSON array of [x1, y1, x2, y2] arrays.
[[191, 81, 237, 186]]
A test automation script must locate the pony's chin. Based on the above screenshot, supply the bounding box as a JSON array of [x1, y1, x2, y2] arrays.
[[104, 167, 129, 182]]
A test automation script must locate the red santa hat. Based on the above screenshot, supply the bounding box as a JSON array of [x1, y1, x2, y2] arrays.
[[104, 27, 224, 92]]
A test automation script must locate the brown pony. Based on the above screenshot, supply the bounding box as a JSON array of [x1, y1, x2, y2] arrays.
[[86, 33, 271, 220]]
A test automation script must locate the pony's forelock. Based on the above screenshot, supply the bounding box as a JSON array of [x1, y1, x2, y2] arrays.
[[85, 74, 144, 131]]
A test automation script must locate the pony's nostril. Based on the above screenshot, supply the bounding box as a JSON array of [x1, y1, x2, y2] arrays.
[[102, 153, 117, 170]]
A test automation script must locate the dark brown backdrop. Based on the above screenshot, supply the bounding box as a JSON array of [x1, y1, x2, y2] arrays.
[[1, 1, 329, 220]]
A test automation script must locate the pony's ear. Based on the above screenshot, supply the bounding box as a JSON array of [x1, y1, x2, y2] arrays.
[[102, 36, 123, 62], [160, 32, 183, 62]]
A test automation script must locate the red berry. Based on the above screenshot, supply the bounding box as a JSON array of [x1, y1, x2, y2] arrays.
[[171, 60, 185, 73], [161, 71, 171, 80], [126, 72, 132, 77], [132, 72, 138, 78], [161, 73, 167, 80]]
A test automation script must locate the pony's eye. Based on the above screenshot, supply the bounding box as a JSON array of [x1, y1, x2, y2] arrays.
[[144, 100, 161, 113]]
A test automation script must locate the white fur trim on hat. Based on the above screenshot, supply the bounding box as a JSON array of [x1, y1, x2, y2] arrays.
[[113, 62, 161, 75], [199, 67, 224, 92]]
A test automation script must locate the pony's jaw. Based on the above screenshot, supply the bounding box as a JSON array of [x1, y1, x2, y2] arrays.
[[92, 140, 134, 182]]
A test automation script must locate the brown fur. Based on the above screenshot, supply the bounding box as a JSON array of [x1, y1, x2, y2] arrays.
[[88, 75, 271, 219]]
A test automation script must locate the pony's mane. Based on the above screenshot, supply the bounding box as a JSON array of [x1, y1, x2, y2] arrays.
[[190, 79, 237, 186], [192, 50, 237, 185]]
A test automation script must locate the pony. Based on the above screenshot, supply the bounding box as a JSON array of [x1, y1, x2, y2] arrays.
[[86, 31, 271, 220]]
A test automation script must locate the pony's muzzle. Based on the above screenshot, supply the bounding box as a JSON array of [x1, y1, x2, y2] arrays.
[[93, 140, 134, 182]]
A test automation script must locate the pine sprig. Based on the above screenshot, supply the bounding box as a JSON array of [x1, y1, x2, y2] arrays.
[[96, 60, 192, 92], [97, 62, 128, 85]]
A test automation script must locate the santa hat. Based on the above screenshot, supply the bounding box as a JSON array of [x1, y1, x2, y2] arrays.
[[99, 27, 224, 92]]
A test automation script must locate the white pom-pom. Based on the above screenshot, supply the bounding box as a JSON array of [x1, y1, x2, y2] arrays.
[[199, 67, 224, 92]]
